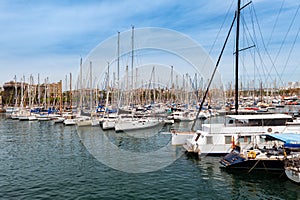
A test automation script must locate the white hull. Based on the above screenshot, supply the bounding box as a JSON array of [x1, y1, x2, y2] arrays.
[[52, 117, 65, 124], [28, 115, 38, 121], [5, 107, 19, 113], [37, 117, 51, 121], [91, 119, 100, 126], [64, 119, 76, 126], [102, 120, 116, 130], [115, 119, 163, 132], [11, 114, 19, 120], [285, 168, 300, 183], [76, 119, 92, 127], [171, 132, 194, 145], [18, 116, 30, 121], [163, 119, 174, 124]]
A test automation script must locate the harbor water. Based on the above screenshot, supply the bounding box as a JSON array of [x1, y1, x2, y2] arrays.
[[1, 114, 299, 200]]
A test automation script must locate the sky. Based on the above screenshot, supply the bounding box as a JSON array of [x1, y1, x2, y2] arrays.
[[0, 0, 299, 90]]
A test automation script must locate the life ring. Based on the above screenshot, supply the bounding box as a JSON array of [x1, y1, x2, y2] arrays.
[[247, 151, 256, 159], [267, 128, 272, 133]]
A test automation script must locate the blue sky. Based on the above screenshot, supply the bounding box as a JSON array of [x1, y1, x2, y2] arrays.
[[0, 0, 299, 89]]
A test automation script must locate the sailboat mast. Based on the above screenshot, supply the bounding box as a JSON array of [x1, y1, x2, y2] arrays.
[[38, 74, 40, 107], [131, 25, 134, 90], [59, 80, 62, 114], [70, 73, 72, 112], [117, 31, 120, 101], [14, 75, 18, 107], [80, 58, 83, 111], [235, 0, 241, 114], [90, 61, 93, 111]]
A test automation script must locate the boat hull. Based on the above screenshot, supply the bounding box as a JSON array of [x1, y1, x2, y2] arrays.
[[171, 132, 194, 146], [285, 168, 300, 183], [115, 120, 163, 132], [222, 159, 285, 171]]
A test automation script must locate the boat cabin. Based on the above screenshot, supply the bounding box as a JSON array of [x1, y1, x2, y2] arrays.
[[225, 114, 293, 127]]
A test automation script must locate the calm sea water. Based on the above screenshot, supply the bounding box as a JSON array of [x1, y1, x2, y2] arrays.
[[0, 113, 299, 200]]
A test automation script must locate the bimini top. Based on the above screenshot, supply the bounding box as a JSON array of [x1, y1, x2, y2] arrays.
[[264, 133, 300, 149]]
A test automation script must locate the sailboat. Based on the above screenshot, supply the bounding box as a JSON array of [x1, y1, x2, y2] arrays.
[[175, 0, 300, 156]]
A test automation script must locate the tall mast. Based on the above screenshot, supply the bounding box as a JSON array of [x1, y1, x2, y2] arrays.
[[59, 80, 62, 114], [79, 58, 83, 111], [70, 73, 72, 112], [21, 76, 24, 108], [235, 0, 241, 114], [131, 25, 134, 90], [38, 74, 40, 107], [90, 61, 93, 111], [14, 75, 18, 107], [117, 31, 120, 101], [171, 66, 174, 103], [46, 77, 49, 109], [107, 62, 110, 90], [125, 65, 128, 105]]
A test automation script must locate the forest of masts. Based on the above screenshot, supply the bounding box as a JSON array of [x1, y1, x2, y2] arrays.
[[2, 71, 299, 111]]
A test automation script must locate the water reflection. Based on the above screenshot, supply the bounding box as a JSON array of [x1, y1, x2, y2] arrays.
[[77, 126, 184, 173]]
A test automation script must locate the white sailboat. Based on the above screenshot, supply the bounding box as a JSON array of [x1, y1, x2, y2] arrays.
[[101, 112, 118, 130], [63, 113, 77, 125], [114, 114, 164, 132], [174, 0, 300, 156]]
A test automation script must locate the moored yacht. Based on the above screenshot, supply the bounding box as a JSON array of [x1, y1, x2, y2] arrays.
[[100, 113, 118, 130], [114, 115, 164, 132], [220, 133, 300, 171], [63, 114, 77, 126], [76, 116, 92, 127], [180, 114, 298, 156]]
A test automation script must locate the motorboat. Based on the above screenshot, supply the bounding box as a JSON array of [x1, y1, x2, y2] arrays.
[[220, 133, 300, 171], [180, 114, 298, 155]]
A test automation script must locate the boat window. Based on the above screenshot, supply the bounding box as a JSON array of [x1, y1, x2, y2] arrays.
[[263, 119, 292, 125], [241, 136, 251, 143], [225, 136, 232, 144], [206, 136, 213, 144], [260, 137, 266, 143], [248, 118, 291, 126]]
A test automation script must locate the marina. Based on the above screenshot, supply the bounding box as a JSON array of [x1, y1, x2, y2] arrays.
[[0, 0, 300, 199], [1, 113, 300, 199]]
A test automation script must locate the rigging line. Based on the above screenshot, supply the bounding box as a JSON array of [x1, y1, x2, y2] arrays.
[[191, 13, 237, 132], [201, 0, 235, 73], [267, 0, 285, 47], [244, 10, 268, 84], [280, 25, 300, 80], [273, 3, 300, 64], [245, 5, 269, 84], [250, 5, 257, 91], [252, 5, 285, 87], [248, 5, 275, 84]]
